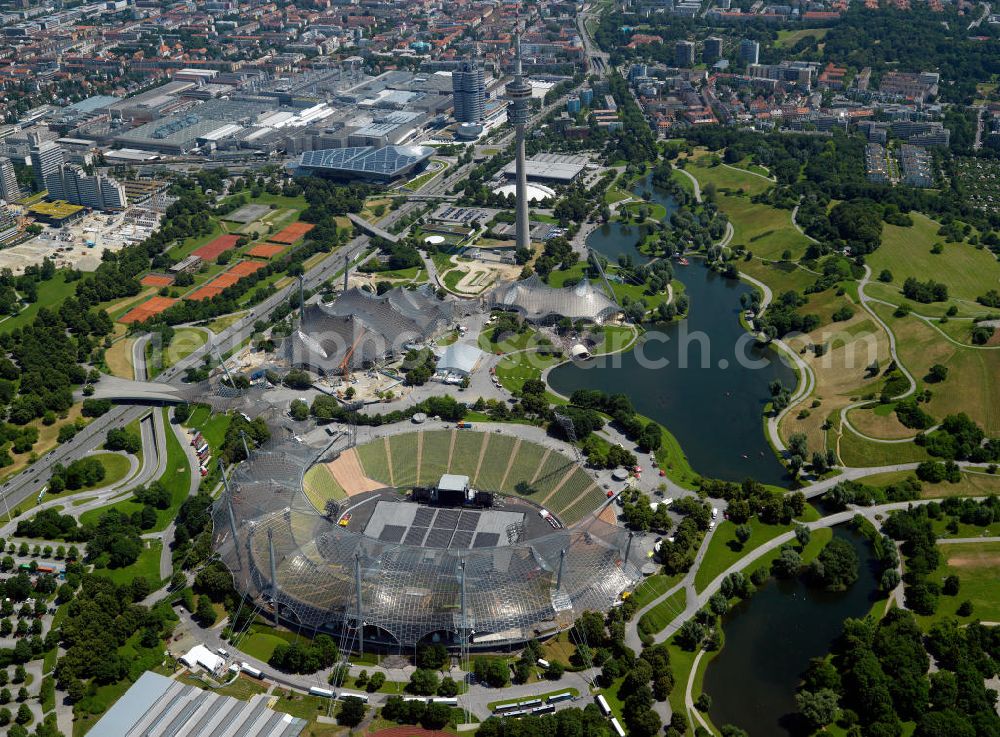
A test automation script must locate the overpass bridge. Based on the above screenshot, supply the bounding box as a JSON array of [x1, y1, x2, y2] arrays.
[[347, 213, 401, 243]]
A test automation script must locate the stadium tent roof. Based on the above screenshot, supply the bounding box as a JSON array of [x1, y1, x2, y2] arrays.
[[298, 145, 434, 181], [436, 342, 484, 376], [490, 275, 621, 325], [89, 671, 306, 737], [285, 285, 452, 374]]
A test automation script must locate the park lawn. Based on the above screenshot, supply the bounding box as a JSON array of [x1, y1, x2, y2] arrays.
[[837, 427, 930, 467], [163, 328, 208, 370], [739, 526, 833, 581], [741, 258, 816, 298], [591, 325, 636, 355], [0, 271, 77, 335], [694, 518, 797, 593], [871, 302, 1000, 435], [623, 201, 668, 221], [859, 469, 1000, 498], [478, 325, 540, 353], [237, 631, 289, 662], [92, 452, 133, 488], [539, 631, 579, 668], [93, 540, 162, 588], [186, 409, 232, 456], [495, 351, 562, 394], [547, 262, 588, 288], [636, 588, 687, 636], [204, 310, 248, 334], [104, 337, 136, 379], [628, 573, 684, 611], [775, 27, 828, 47], [778, 303, 892, 454], [845, 404, 916, 441], [913, 541, 1000, 628], [686, 156, 809, 261], [865, 212, 1000, 308], [269, 690, 330, 722], [0, 404, 86, 488], [929, 516, 1000, 539], [604, 184, 633, 204]]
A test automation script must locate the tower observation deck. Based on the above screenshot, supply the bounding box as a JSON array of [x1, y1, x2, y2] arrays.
[[506, 32, 532, 251]]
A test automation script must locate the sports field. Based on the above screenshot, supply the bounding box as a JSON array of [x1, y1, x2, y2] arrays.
[[333, 430, 605, 525]]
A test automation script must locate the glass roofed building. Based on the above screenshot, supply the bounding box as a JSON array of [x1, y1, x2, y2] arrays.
[[490, 275, 622, 325], [298, 145, 434, 182]]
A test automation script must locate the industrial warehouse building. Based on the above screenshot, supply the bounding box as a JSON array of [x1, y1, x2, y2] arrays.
[[88, 671, 306, 737]]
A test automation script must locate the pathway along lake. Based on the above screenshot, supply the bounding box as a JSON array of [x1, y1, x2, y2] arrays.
[[548, 178, 794, 485], [703, 526, 882, 736]]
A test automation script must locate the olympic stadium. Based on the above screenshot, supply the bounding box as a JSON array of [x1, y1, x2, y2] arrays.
[[212, 427, 643, 650]]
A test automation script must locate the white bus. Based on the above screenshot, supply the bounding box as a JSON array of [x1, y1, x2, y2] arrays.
[[595, 694, 611, 716], [309, 686, 335, 698], [610, 717, 626, 737], [338, 691, 369, 703], [431, 697, 458, 706], [239, 662, 263, 679]]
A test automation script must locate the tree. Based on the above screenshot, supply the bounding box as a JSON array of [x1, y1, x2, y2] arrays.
[[772, 545, 802, 578], [942, 574, 960, 596], [368, 672, 386, 692], [195, 595, 216, 626], [796, 688, 840, 730], [14, 703, 30, 724], [408, 668, 440, 695], [337, 696, 365, 727], [795, 525, 811, 548], [734, 524, 752, 546], [926, 364, 948, 383], [695, 693, 712, 711], [808, 537, 859, 591]]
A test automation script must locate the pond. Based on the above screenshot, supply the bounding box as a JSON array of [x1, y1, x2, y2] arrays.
[[703, 527, 882, 736], [547, 174, 794, 485]]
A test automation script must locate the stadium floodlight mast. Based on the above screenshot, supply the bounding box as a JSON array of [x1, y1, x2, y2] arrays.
[[214, 346, 238, 390], [267, 528, 280, 617], [354, 551, 364, 658], [220, 458, 242, 570]]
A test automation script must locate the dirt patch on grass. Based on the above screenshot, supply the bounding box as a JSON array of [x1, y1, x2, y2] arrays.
[[104, 338, 135, 379], [325, 449, 384, 496], [946, 551, 999, 570]]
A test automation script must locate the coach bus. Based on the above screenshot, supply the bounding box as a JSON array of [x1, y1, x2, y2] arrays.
[[309, 687, 335, 698], [546, 692, 574, 704], [338, 691, 369, 703], [610, 717, 626, 737], [595, 694, 611, 717]]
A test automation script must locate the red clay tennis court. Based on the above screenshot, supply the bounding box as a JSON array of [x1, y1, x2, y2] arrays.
[[119, 296, 177, 323], [192, 234, 240, 260], [140, 274, 174, 287], [185, 261, 266, 301], [228, 260, 266, 277], [270, 221, 314, 244], [247, 244, 285, 259]]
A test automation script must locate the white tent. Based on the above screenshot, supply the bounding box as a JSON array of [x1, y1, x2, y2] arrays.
[[179, 644, 223, 673]]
